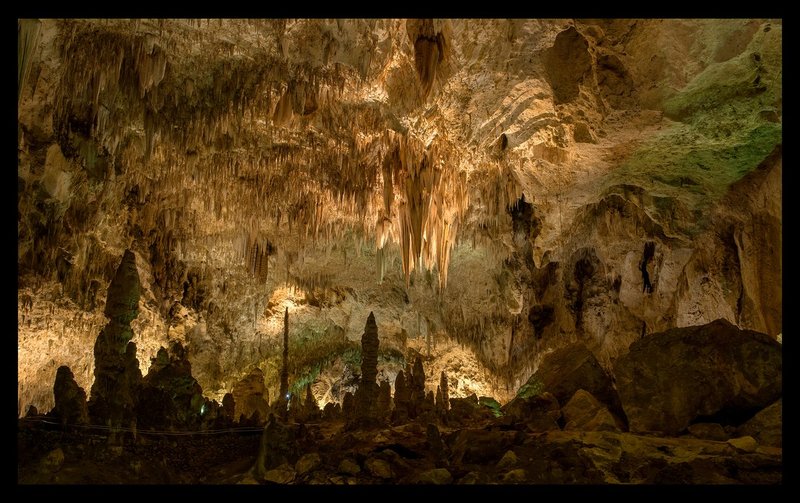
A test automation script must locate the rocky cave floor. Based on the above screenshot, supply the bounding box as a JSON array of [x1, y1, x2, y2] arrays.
[[18, 415, 781, 485]]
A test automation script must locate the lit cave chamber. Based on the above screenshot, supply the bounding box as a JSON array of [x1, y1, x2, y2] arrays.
[[17, 19, 781, 485]]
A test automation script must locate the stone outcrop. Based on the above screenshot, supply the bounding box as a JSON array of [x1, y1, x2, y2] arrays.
[[51, 365, 89, 425], [88, 250, 143, 429], [137, 342, 204, 430], [231, 367, 270, 424], [520, 343, 626, 428], [500, 391, 561, 432], [562, 389, 619, 432], [614, 319, 782, 434], [736, 399, 781, 448]]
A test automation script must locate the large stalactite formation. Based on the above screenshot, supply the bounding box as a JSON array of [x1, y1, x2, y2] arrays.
[[18, 19, 780, 433]]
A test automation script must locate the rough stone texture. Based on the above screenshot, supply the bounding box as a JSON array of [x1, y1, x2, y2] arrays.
[[220, 393, 236, 424], [354, 312, 379, 423], [522, 343, 626, 429], [448, 393, 496, 427], [137, 342, 204, 430], [299, 384, 320, 423], [338, 458, 361, 476], [614, 319, 782, 434], [413, 468, 452, 485], [254, 414, 299, 477], [562, 389, 620, 432], [295, 453, 321, 476], [500, 391, 561, 431], [364, 458, 393, 479], [51, 365, 89, 425], [449, 429, 522, 465], [322, 402, 341, 421], [501, 469, 527, 484], [409, 356, 426, 419], [391, 370, 410, 424], [40, 448, 65, 473], [727, 436, 758, 453], [496, 450, 518, 470], [16, 20, 781, 426], [232, 368, 269, 425], [376, 380, 391, 421], [88, 250, 143, 428], [736, 399, 781, 448], [264, 464, 296, 484], [687, 423, 728, 441]]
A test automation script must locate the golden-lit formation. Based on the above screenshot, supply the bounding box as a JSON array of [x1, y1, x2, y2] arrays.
[[18, 18, 781, 485]]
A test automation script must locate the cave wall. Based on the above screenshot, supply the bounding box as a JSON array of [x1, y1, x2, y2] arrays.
[[18, 19, 781, 415]]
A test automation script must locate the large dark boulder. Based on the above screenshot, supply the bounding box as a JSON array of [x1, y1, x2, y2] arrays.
[[614, 319, 782, 435], [517, 343, 627, 428], [736, 398, 782, 448]]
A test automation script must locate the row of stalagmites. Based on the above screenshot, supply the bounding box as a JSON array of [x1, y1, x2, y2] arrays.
[[32, 250, 488, 435]]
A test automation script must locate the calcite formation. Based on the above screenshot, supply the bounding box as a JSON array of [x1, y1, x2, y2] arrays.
[[87, 249, 143, 429], [16, 18, 782, 485]]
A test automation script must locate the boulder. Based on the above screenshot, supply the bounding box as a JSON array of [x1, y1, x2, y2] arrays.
[[500, 391, 561, 431], [562, 389, 620, 432], [338, 458, 361, 476], [687, 423, 728, 441], [614, 319, 782, 434], [414, 468, 452, 485], [448, 393, 495, 426], [727, 436, 758, 453], [736, 399, 781, 447], [295, 453, 321, 476], [496, 450, 518, 470], [457, 471, 486, 484], [520, 343, 627, 428], [501, 469, 527, 483], [449, 429, 522, 465], [264, 464, 296, 484], [365, 458, 393, 479]]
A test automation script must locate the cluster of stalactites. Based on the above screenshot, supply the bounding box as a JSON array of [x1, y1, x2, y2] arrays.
[[376, 131, 468, 289]]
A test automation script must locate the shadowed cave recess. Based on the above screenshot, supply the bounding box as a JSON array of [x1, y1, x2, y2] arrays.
[[18, 18, 781, 485]]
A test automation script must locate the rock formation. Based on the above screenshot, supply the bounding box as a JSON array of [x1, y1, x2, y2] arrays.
[[232, 367, 270, 425], [391, 370, 410, 424], [520, 343, 627, 429], [353, 312, 379, 425], [614, 319, 782, 434], [562, 389, 619, 432], [51, 365, 89, 426], [14, 18, 783, 485], [277, 307, 290, 419], [137, 342, 204, 430], [88, 250, 143, 429]]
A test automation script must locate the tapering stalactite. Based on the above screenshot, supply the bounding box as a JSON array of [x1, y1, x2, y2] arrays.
[[18, 19, 42, 104]]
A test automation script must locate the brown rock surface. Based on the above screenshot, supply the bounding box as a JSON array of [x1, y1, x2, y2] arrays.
[[614, 319, 782, 435]]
